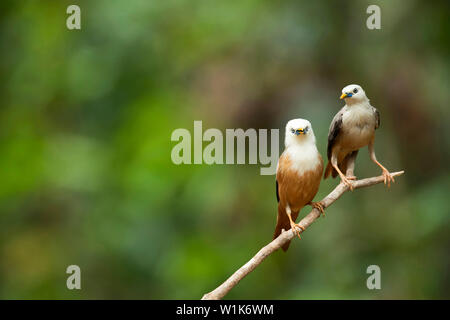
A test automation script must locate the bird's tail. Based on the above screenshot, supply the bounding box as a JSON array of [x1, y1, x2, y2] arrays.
[[324, 161, 337, 179], [273, 204, 299, 252]]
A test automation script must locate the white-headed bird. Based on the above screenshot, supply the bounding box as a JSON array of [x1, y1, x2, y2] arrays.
[[274, 119, 324, 251], [324, 84, 395, 190]]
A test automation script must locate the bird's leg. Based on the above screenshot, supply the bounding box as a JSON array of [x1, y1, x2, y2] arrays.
[[345, 151, 358, 180], [309, 201, 325, 216], [333, 163, 354, 191], [368, 140, 395, 187], [332, 156, 354, 191], [345, 167, 356, 181], [286, 205, 304, 239], [373, 159, 395, 187]]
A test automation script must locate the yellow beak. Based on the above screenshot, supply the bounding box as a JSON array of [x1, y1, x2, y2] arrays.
[[340, 93, 348, 99], [294, 128, 304, 135]]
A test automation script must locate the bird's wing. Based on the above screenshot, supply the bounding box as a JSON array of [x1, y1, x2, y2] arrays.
[[275, 152, 287, 203], [327, 108, 344, 160], [276, 180, 279, 203], [373, 107, 380, 129]]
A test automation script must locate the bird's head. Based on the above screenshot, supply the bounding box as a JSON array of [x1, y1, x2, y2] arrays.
[[340, 84, 368, 104], [285, 118, 316, 147]]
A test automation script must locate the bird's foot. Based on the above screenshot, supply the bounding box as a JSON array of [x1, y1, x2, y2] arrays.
[[340, 176, 354, 191], [309, 201, 325, 216], [290, 221, 305, 239], [381, 168, 395, 188], [346, 175, 356, 180]]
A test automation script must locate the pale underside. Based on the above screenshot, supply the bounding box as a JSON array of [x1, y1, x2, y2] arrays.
[[329, 103, 379, 164]]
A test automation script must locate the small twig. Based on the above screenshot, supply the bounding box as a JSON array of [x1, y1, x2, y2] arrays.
[[201, 171, 405, 300]]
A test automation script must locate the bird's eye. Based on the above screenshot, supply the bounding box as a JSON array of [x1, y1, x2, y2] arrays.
[[291, 128, 295, 134], [353, 88, 358, 94], [304, 126, 309, 133]]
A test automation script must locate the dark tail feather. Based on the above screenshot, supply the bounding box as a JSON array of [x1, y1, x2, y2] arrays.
[[324, 162, 334, 179], [332, 165, 339, 178], [273, 204, 299, 252]]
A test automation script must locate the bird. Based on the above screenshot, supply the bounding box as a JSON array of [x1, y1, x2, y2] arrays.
[[324, 84, 395, 190], [273, 118, 324, 251]]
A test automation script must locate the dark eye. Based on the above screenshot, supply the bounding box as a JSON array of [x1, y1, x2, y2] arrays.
[[304, 126, 309, 133], [291, 128, 295, 134], [353, 88, 358, 94]]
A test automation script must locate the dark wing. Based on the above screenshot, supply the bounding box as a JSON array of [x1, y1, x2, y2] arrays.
[[327, 109, 344, 160], [276, 180, 279, 203], [373, 107, 380, 129]]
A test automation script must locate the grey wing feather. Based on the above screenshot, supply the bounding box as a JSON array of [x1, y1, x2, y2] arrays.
[[276, 180, 279, 203], [327, 109, 344, 160], [373, 107, 380, 129]]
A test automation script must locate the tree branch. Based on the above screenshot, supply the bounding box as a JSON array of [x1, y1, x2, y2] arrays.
[[201, 170, 405, 300]]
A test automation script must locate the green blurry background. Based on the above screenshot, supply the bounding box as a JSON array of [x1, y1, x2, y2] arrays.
[[0, 0, 448, 299]]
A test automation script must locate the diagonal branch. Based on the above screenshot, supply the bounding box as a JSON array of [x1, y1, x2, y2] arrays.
[[201, 170, 405, 300]]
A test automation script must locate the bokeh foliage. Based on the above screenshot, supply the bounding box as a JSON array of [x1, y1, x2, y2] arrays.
[[0, 0, 448, 299]]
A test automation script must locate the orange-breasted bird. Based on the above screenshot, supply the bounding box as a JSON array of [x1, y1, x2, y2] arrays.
[[274, 119, 324, 251]]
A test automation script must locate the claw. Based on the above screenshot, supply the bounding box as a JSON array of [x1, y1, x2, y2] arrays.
[[382, 169, 395, 188], [340, 175, 354, 191], [290, 222, 305, 239], [310, 201, 325, 216]]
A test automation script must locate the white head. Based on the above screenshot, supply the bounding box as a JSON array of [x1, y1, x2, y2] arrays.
[[340, 84, 369, 105], [285, 118, 316, 148]]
